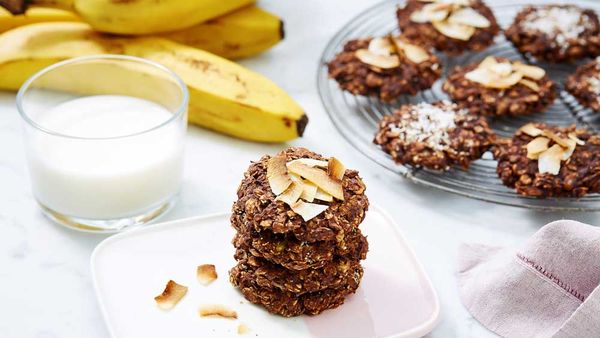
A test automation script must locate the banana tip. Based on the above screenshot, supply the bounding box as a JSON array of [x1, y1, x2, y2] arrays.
[[297, 114, 308, 137], [279, 19, 285, 40], [0, 0, 26, 14]]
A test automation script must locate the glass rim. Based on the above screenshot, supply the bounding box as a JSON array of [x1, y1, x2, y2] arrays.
[[16, 54, 189, 140]]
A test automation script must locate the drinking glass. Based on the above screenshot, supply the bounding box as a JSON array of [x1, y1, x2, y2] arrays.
[[17, 55, 188, 232]]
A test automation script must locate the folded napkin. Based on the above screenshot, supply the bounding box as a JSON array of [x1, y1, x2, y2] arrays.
[[458, 220, 600, 338]]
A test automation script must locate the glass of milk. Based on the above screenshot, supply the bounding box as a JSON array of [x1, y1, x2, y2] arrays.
[[17, 55, 188, 232]]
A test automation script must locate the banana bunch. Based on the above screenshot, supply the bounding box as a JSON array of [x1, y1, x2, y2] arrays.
[[0, 22, 307, 142], [0, 5, 284, 59], [1, 0, 255, 34]]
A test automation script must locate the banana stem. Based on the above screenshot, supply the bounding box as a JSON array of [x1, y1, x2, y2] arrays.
[[0, 0, 74, 14], [0, 0, 26, 14]]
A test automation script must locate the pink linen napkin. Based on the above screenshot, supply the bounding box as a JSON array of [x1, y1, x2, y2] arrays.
[[458, 220, 600, 338]]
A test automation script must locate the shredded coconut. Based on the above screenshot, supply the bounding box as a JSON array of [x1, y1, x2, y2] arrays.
[[522, 6, 592, 50], [390, 101, 462, 151]]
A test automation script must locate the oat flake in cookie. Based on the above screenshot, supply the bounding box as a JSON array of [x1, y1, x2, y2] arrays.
[[374, 101, 495, 171], [566, 57, 600, 112], [443, 56, 557, 116], [327, 36, 442, 102], [505, 5, 600, 63], [230, 147, 369, 317], [493, 123, 600, 198], [397, 0, 500, 55]]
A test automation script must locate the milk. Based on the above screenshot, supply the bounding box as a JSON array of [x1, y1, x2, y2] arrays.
[[25, 95, 185, 219]]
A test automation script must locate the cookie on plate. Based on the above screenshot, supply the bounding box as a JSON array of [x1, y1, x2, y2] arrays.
[[230, 147, 369, 317], [443, 56, 557, 116], [565, 57, 600, 112], [373, 101, 496, 171], [493, 123, 600, 198], [327, 35, 442, 102], [230, 264, 362, 317], [231, 251, 363, 294], [396, 0, 500, 55], [505, 4, 600, 63], [232, 228, 368, 271]]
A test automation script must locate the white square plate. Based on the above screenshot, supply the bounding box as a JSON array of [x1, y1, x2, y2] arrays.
[[91, 205, 440, 338]]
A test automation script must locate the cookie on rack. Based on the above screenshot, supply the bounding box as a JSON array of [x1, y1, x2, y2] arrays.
[[326, 35, 442, 102], [443, 56, 557, 116], [396, 0, 500, 55], [505, 4, 600, 63], [565, 57, 600, 112], [493, 123, 600, 198], [373, 101, 496, 171]]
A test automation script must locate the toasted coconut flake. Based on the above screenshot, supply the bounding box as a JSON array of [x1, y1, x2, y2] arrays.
[[538, 144, 564, 175], [410, 4, 450, 23], [465, 68, 493, 85], [275, 182, 303, 206], [355, 49, 400, 69], [287, 162, 344, 200], [568, 133, 585, 145], [314, 189, 334, 202], [368, 37, 394, 56], [526, 137, 550, 159], [432, 21, 475, 41], [300, 181, 318, 202], [478, 56, 498, 69], [267, 154, 292, 195], [489, 62, 513, 77], [154, 280, 188, 310], [197, 264, 218, 285], [541, 130, 571, 148], [327, 157, 346, 181], [448, 7, 490, 28], [290, 200, 329, 221], [237, 323, 251, 335], [560, 139, 577, 161], [520, 123, 543, 137], [513, 62, 545, 80], [287, 158, 328, 168], [392, 37, 430, 64], [198, 305, 238, 319], [519, 79, 540, 91], [465, 68, 523, 89]]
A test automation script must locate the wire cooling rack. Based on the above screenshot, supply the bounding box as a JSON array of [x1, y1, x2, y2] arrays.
[[317, 0, 600, 211]]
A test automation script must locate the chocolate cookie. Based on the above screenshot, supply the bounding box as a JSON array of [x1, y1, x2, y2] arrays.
[[230, 263, 362, 317], [397, 0, 500, 55], [326, 36, 442, 102], [566, 57, 600, 112], [374, 101, 496, 170], [231, 252, 363, 294], [443, 56, 557, 116], [232, 227, 368, 271], [493, 123, 600, 197], [232, 148, 369, 242], [505, 5, 600, 63]]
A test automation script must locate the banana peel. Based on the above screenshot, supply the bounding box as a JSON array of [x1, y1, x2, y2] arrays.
[[1, 0, 256, 35], [161, 5, 284, 60], [0, 22, 307, 142], [0, 7, 78, 32], [0, 5, 283, 59]]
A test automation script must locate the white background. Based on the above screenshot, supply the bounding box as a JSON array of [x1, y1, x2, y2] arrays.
[[0, 0, 598, 337]]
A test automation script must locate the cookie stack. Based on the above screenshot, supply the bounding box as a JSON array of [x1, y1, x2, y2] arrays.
[[229, 147, 369, 317]]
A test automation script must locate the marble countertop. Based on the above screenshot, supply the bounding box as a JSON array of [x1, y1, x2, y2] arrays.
[[0, 1, 598, 337]]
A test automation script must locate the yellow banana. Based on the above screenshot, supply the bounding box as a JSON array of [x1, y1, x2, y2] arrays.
[[162, 5, 284, 59], [0, 22, 307, 142], [1, 0, 255, 34], [0, 5, 283, 59], [0, 7, 78, 32]]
